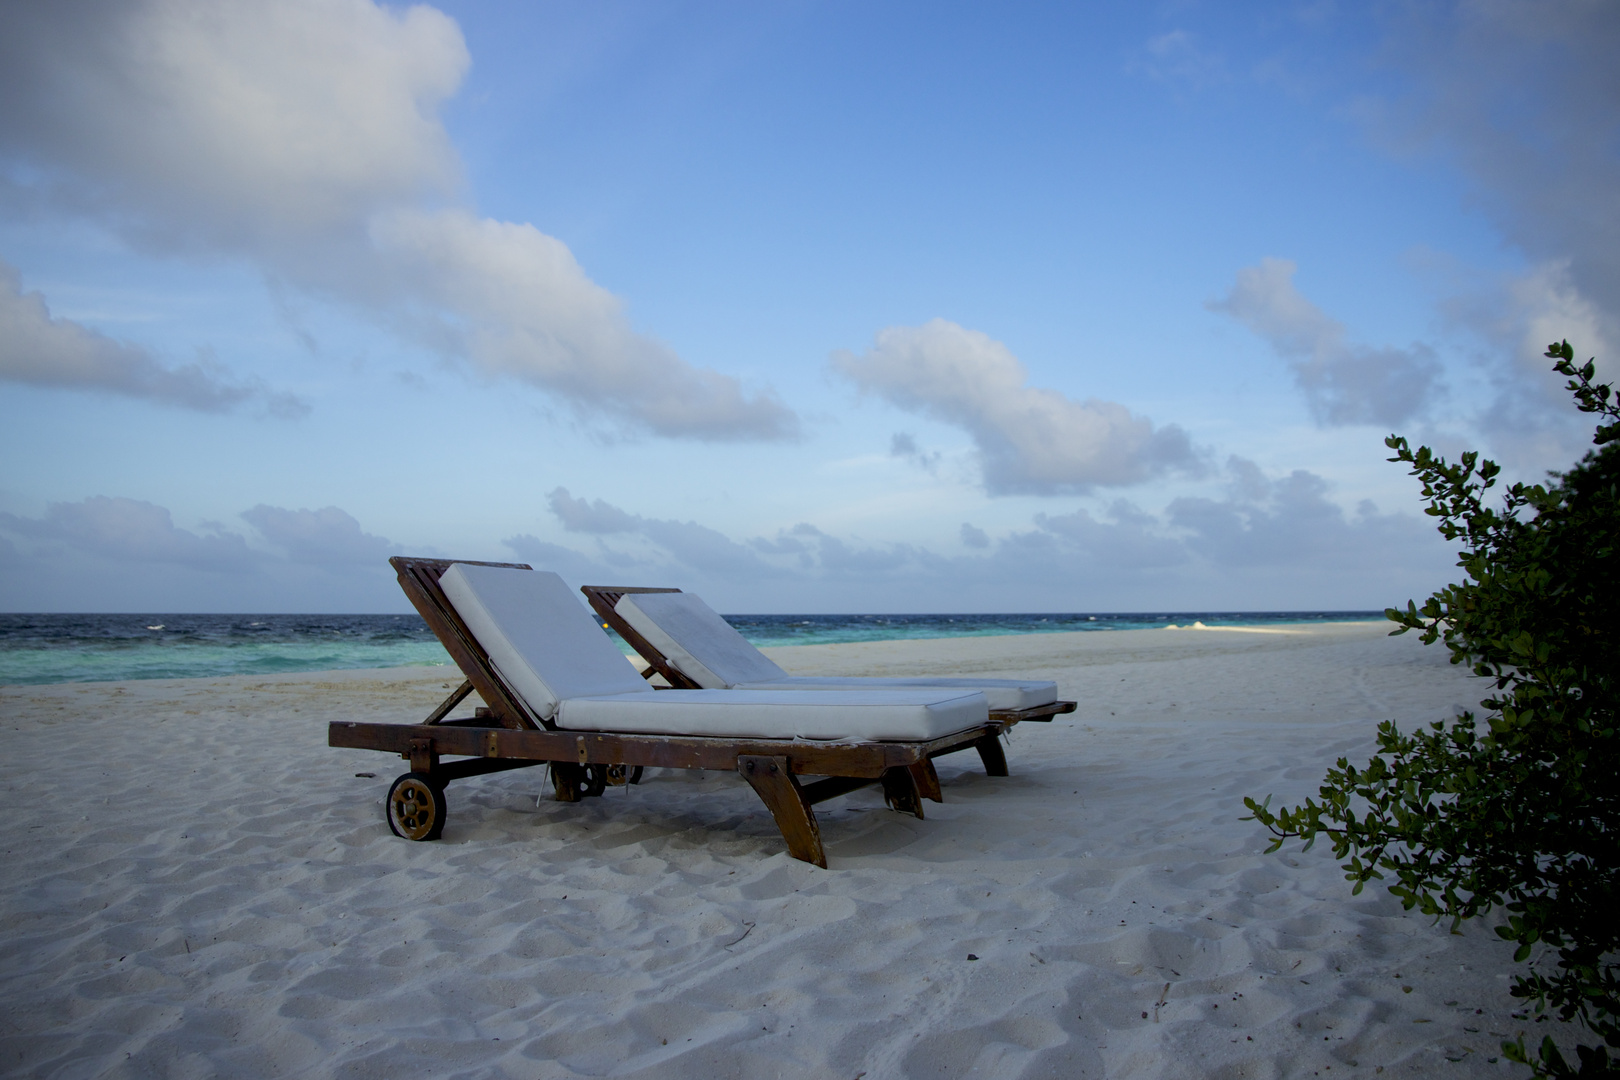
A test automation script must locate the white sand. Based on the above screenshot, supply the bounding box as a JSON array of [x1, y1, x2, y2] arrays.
[[0, 623, 1551, 1077]]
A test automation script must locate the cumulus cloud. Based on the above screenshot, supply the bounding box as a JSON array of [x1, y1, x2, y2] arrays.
[[0, 496, 256, 570], [0, 260, 308, 414], [239, 505, 392, 565], [1212, 258, 1443, 426], [833, 319, 1197, 495], [0, 0, 795, 440], [959, 522, 989, 549]]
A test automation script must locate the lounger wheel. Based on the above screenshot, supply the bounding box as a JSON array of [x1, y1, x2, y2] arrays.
[[581, 764, 609, 797], [387, 771, 446, 841]]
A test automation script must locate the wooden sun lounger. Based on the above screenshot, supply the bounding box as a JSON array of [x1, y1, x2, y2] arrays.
[[581, 585, 1078, 749], [328, 557, 1010, 867]]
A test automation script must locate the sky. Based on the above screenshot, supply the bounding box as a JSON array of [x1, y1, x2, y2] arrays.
[[0, 0, 1616, 614]]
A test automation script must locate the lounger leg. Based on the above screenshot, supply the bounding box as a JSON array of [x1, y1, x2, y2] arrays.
[[907, 758, 943, 803], [736, 756, 827, 868], [974, 733, 1009, 777], [881, 766, 926, 819], [549, 761, 583, 802]]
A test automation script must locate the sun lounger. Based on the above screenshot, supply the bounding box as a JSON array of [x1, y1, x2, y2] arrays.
[[329, 557, 1009, 867], [582, 586, 1078, 748]]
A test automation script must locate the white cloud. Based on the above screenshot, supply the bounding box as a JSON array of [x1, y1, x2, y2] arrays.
[[239, 505, 392, 565], [0, 0, 796, 440], [1212, 258, 1444, 426], [0, 260, 308, 415], [374, 210, 795, 440], [833, 319, 1198, 495]]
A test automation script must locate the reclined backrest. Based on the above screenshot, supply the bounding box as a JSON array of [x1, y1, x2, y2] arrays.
[[614, 590, 788, 689], [441, 563, 649, 721]]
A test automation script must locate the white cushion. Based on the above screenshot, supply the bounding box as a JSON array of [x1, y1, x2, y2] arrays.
[[735, 676, 1057, 712], [440, 563, 648, 721], [615, 590, 1059, 710], [614, 591, 787, 687], [557, 688, 988, 741]]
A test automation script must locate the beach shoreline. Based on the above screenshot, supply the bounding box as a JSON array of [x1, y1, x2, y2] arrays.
[[1, 623, 1551, 1077]]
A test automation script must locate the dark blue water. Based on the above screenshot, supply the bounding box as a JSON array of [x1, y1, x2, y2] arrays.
[[0, 610, 1383, 686]]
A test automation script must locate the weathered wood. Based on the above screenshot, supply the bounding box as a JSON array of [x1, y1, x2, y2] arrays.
[[434, 757, 545, 783], [736, 755, 826, 867], [908, 757, 943, 803], [972, 733, 1009, 777], [990, 699, 1077, 724], [580, 585, 704, 689], [881, 766, 925, 819], [549, 761, 583, 802], [390, 556, 539, 731], [407, 737, 438, 774], [423, 679, 474, 725], [330, 720, 993, 777], [800, 774, 879, 805]]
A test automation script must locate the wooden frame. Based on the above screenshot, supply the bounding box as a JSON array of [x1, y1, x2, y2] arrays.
[[580, 584, 1079, 734], [329, 557, 1014, 867]]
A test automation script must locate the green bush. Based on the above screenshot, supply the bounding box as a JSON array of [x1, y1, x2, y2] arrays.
[[1244, 341, 1618, 1077]]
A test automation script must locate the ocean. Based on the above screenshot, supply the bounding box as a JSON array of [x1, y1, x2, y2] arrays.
[[0, 610, 1385, 687]]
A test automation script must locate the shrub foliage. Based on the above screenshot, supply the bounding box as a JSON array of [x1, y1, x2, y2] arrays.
[[1244, 341, 1618, 1076]]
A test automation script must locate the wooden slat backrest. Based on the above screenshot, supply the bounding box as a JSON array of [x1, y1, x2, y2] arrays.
[[579, 585, 703, 689], [390, 556, 545, 730]]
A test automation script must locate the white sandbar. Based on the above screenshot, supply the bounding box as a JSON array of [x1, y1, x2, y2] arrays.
[[2, 622, 1541, 1077]]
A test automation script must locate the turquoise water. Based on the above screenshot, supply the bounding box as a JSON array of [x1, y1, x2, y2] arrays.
[[0, 610, 1384, 686]]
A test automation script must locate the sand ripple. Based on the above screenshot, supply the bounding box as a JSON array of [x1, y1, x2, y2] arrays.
[[0, 627, 1562, 1077]]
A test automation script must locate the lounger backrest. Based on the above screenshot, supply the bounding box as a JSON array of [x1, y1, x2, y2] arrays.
[[613, 591, 788, 689], [440, 563, 648, 721]]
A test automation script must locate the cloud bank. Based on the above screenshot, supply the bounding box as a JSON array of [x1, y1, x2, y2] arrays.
[[0, 472, 1453, 612], [0, 495, 408, 610], [239, 505, 392, 565], [528, 468, 1447, 612], [0, 496, 257, 571], [0, 0, 795, 440], [1212, 258, 1443, 426], [833, 319, 1197, 495]]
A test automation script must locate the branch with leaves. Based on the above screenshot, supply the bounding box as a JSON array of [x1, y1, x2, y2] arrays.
[[1245, 341, 1618, 1077]]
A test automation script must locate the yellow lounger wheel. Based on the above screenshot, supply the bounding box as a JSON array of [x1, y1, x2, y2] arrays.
[[387, 771, 446, 841]]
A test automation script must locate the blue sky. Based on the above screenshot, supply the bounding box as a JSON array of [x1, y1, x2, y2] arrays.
[[1, 1, 1615, 613]]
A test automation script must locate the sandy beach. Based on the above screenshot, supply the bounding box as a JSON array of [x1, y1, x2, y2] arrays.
[[1, 623, 1551, 1078]]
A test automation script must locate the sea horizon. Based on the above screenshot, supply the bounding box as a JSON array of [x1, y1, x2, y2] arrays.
[[0, 610, 1388, 687]]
